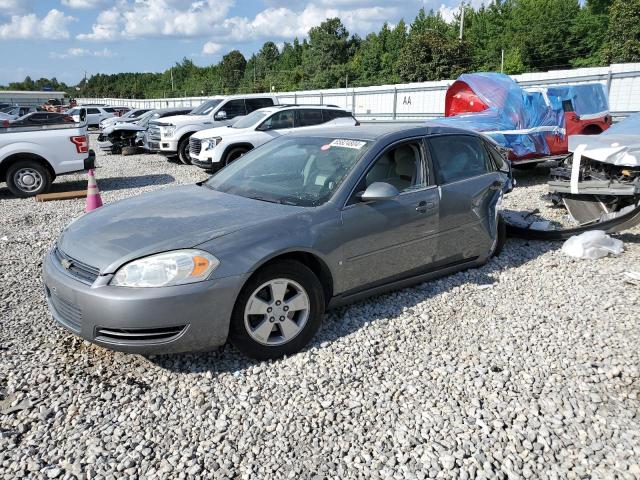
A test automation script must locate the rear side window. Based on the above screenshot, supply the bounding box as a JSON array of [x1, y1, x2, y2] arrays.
[[86, 108, 100, 114], [221, 100, 246, 119], [323, 109, 352, 121], [428, 135, 494, 184], [297, 109, 324, 127], [246, 98, 274, 112], [103, 108, 116, 113]]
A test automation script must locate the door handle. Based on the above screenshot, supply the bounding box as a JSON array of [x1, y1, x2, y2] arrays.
[[415, 201, 435, 213]]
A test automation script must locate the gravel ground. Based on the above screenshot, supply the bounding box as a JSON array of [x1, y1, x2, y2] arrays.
[[1, 136, 639, 479]]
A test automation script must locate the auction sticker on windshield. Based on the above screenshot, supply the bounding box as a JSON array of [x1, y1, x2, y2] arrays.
[[328, 139, 367, 149]]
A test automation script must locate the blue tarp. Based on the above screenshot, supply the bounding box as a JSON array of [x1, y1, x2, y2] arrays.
[[432, 72, 609, 158]]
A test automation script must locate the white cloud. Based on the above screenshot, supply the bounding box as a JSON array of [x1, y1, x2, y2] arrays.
[[0, 0, 27, 14], [0, 9, 76, 40], [202, 41, 222, 55], [61, 0, 107, 9], [79, 0, 234, 41], [50, 47, 116, 59]]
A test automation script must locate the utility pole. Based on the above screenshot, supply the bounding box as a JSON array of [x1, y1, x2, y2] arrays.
[[459, 3, 465, 40], [170, 68, 174, 91], [501, 49, 505, 73]]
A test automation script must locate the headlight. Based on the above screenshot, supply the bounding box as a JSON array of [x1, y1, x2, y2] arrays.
[[161, 126, 176, 138], [203, 137, 222, 150], [110, 249, 219, 288]]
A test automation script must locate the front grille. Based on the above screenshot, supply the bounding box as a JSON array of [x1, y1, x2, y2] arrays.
[[148, 125, 161, 142], [95, 326, 186, 344], [189, 137, 202, 156], [47, 287, 82, 333], [53, 247, 100, 285]]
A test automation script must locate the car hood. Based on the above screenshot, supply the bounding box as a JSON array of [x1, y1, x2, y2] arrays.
[[192, 125, 252, 139], [58, 184, 301, 274], [152, 114, 211, 127], [103, 122, 146, 135]]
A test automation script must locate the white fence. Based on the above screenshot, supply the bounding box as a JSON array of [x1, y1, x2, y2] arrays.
[[78, 63, 640, 120]]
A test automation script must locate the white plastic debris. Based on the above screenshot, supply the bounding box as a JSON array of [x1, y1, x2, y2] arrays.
[[561, 230, 624, 260]]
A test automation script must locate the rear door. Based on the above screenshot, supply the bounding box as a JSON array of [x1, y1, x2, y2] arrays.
[[296, 109, 324, 127], [85, 108, 101, 125], [426, 134, 504, 263], [340, 138, 439, 292]]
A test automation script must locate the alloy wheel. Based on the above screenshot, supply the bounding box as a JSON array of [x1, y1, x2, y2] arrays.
[[244, 278, 310, 346]]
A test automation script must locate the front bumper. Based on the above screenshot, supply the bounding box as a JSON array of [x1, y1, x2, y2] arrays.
[[96, 135, 113, 152], [147, 139, 178, 154], [42, 249, 247, 354]]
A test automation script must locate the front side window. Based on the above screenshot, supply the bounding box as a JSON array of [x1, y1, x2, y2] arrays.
[[260, 110, 295, 130], [428, 135, 493, 184], [297, 109, 323, 127], [232, 110, 270, 129], [206, 136, 372, 207], [220, 100, 246, 119], [86, 108, 100, 114]]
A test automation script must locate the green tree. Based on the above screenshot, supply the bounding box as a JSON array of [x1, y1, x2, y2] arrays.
[[220, 50, 247, 93], [395, 32, 472, 82], [604, 0, 640, 62]]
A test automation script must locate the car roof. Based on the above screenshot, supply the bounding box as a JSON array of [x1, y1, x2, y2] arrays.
[[285, 122, 485, 141]]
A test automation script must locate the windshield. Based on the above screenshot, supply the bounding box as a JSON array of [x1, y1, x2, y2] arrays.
[[206, 136, 372, 207], [190, 99, 222, 115], [231, 110, 270, 129]]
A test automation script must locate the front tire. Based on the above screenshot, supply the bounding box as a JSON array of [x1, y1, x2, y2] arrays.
[[6, 160, 52, 197], [224, 146, 249, 166], [229, 260, 324, 359], [490, 214, 506, 257], [177, 137, 192, 165]]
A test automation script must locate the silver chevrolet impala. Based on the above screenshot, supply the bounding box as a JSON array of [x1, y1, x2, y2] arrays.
[[43, 124, 512, 359]]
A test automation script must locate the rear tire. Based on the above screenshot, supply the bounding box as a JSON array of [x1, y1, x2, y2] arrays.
[[229, 260, 324, 359], [6, 160, 52, 198], [177, 137, 192, 165]]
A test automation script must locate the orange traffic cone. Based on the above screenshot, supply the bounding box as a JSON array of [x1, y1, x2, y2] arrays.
[[85, 169, 103, 212]]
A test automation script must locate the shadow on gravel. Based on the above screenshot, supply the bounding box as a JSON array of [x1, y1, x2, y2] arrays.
[[0, 174, 176, 198], [150, 237, 558, 375], [50, 173, 176, 193]]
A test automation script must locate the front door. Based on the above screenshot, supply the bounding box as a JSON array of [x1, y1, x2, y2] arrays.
[[340, 140, 439, 293]]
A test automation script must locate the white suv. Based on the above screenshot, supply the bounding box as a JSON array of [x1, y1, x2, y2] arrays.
[[67, 106, 116, 127], [189, 105, 357, 170], [147, 95, 278, 164]]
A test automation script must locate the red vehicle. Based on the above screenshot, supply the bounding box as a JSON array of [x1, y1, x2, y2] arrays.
[[442, 73, 611, 163]]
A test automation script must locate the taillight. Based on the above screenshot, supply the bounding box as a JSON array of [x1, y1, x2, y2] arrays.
[[70, 135, 89, 153]]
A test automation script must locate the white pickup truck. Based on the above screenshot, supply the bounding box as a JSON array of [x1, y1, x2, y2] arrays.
[[146, 94, 278, 164], [0, 118, 95, 197]]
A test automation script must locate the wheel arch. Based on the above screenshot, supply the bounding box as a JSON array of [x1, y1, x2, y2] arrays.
[[242, 249, 334, 307], [580, 124, 603, 135], [221, 142, 254, 162], [0, 152, 55, 182]]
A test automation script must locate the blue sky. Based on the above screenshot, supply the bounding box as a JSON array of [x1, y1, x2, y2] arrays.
[[0, 0, 479, 86]]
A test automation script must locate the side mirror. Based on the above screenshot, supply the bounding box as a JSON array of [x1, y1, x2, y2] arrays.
[[215, 110, 227, 120], [360, 182, 399, 202], [256, 123, 271, 131]]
